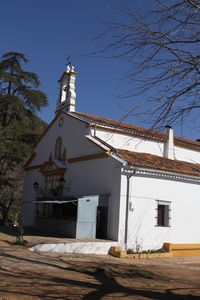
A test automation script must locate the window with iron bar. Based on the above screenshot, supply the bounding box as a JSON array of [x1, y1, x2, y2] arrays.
[[155, 200, 171, 227]]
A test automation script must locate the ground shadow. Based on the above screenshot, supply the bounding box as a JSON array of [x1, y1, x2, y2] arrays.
[[0, 249, 199, 299], [0, 224, 72, 238]]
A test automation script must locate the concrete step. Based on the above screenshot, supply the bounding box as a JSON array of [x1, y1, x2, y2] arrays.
[[30, 241, 119, 255]]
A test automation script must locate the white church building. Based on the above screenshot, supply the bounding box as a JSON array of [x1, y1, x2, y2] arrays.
[[22, 64, 200, 251]]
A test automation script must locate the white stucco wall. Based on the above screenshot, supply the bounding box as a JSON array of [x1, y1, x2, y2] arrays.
[[22, 112, 200, 246], [174, 145, 200, 164], [30, 114, 200, 168], [22, 169, 44, 226], [22, 112, 123, 240], [94, 128, 200, 164], [30, 113, 103, 167], [66, 157, 122, 241], [95, 129, 165, 157], [118, 173, 200, 250], [23, 155, 122, 240]]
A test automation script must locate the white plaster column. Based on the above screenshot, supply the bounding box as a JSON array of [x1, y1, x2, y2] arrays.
[[164, 125, 174, 160]]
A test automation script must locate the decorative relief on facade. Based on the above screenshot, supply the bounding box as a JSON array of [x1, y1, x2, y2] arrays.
[[59, 117, 64, 127], [62, 148, 66, 164], [48, 152, 52, 161], [55, 137, 62, 160]]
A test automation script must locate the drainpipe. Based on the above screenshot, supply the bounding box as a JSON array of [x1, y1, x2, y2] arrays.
[[124, 170, 135, 251]]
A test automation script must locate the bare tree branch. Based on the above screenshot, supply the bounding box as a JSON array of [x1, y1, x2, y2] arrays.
[[90, 0, 200, 130]]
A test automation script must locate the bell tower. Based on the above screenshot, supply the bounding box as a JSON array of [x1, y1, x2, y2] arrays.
[[56, 64, 76, 113]]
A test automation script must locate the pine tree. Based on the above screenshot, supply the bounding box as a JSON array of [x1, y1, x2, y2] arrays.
[[0, 52, 48, 224], [0, 52, 48, 128]]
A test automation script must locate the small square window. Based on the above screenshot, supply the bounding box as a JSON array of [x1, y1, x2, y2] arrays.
[[156, 201, 170, 227]]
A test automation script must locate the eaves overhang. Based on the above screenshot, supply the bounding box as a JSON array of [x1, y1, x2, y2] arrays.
[[121, 165, 200, 184]]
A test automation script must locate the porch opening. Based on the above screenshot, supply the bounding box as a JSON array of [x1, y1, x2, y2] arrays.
[[34, 195, 109, 239]]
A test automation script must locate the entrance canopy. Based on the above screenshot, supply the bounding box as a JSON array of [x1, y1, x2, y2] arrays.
[[34, 195, 79, 204]]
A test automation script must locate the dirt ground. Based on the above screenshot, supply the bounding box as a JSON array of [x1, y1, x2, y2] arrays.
[[1, 227, 200, 299]]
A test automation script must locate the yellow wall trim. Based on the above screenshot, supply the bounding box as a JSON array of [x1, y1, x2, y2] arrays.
[[39, 161, 66, 176], [25, 161, 67, 175], [24, 151, 110, 170], [41, 168, 66, 177], [164, 243, 200, 257], [24, 164, 42, 171], [68, 151, 110, 164]]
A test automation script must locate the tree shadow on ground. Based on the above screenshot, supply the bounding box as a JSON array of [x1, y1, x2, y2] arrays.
[[0, 251, 199, 299], [0, 224, 67, 238], [66, 263, 200, 300]]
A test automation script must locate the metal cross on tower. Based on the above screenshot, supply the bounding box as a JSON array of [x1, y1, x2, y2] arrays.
[[66, 56, 71, 67]]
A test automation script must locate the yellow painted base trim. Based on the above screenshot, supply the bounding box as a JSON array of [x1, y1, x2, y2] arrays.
[[164, 243, 200, 257], [109, 247, 173, 259]]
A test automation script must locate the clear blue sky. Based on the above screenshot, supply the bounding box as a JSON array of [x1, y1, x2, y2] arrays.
[[0, 0, 197, 138]]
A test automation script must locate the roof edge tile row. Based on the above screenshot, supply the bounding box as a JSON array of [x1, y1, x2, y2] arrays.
[[74, 112, 200, 151]]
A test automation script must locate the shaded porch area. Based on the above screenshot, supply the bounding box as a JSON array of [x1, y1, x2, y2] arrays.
[[34, 195, 109, 240]]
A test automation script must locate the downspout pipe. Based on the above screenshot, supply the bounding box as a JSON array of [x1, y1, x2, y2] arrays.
[[91, 127, 135, 249], [125, 170, 135, 251]]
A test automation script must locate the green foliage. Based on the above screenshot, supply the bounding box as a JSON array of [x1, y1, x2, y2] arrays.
[[14, 239, 27, 246], [16, 210, 24, 242], [0, 52, 48, 128], [0, 175, 12, 187], [127, 247, 166, 254], [0, 52, 48, 225], [8, 207, 19, 225], [0, 197, 15, 225], [0, 110, 47, 224]]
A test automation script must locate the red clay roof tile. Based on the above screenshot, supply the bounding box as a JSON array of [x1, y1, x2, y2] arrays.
[[75, 112, 200, 151], [117, 149, 200, 177], [75, 112, 166, 141]]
